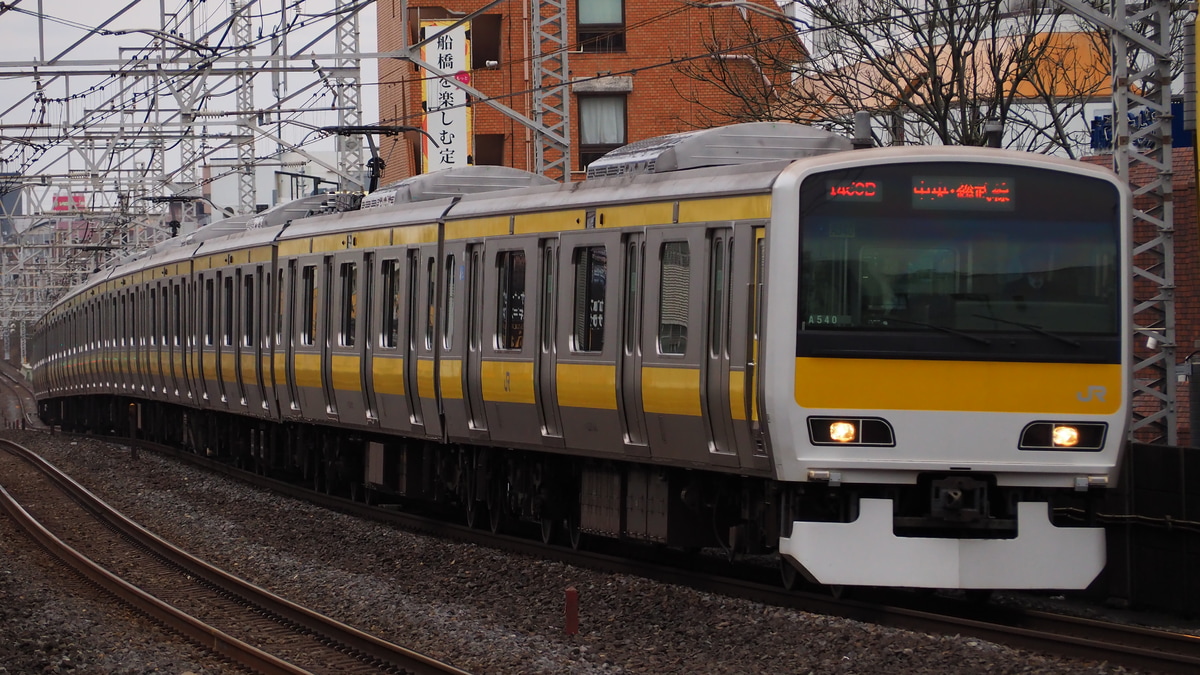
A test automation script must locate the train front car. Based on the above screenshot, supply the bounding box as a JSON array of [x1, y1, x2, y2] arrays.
[[765, 147, 1129, 590]]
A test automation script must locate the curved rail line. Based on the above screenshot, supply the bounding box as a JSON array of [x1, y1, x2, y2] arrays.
[[112, 435, 1200, 675], [0, 438, 472, 675]]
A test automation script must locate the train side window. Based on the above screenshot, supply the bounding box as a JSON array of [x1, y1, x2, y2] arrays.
[[572, 246, 607, 352], [380, 260, 400, 348], [340, 261, 357, 347], [657, 241, 690, 355], [496, 250, 526, 350], [301, 265, 317, 346]]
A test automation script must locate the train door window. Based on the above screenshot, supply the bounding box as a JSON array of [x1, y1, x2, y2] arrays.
[[571, 246, 606, 352], [380, 259, 400, 349], [301, 265, 317, 346], [496, 250, 526, 350], [119, 295, 126, 347], [277, 266, 287, 347], [424, 256, 435, 350], [161, 285, 169, 346], [173, 284, 182, 346], [149, 288, 157, 346], [243, 274, 255, 347], [709, 238, 727, 357], [204, 277, 215, 346], [262, 267, 271, 350], [223, 275, 235, 347], [340, 261, 357, 347], [443, 255, 456, 349], [658, 241, 690, 355]]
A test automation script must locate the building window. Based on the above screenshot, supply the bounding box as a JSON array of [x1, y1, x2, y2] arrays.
[[579, 95, 626, 171], [578, 0, 624, 52]]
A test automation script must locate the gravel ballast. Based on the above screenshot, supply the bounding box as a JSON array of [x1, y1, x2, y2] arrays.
[[0, 431, 1150, 674]]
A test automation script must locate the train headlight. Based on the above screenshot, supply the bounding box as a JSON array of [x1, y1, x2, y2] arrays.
[[1052, 425, 1080, 447], [829, 421, 857, 443], [1019, 422, 1106, 451], [808, 417, 895, 446]]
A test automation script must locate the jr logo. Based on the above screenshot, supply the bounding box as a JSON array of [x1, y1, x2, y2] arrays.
[[1076, 385, 1107, 402]]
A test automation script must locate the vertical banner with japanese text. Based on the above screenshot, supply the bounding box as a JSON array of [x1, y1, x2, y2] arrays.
[[420, 20, 472, 172]]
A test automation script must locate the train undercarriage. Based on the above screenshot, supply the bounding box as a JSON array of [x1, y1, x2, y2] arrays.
[[40, 394, 1107, 589]]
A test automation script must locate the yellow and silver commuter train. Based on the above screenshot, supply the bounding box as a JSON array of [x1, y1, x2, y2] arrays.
[[31, 123, 1129, 589]]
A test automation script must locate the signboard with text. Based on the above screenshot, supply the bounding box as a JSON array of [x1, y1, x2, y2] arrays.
[[420, 20, 472, 172]]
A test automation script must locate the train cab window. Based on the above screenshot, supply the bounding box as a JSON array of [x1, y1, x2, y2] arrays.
[[496, 250, 526, 350], [443, 255, 456, 349], [380, 260, 401, 349], [340, 262, 358, 347], [572, 246, 607, 352], [657, 242, 690, 354], [243, 275, 255, 347], [222, 276, 235, 347], [301, 265, 317, 346]]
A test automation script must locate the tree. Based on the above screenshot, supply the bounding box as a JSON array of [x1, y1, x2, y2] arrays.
[[673, 0, 1143, 155]]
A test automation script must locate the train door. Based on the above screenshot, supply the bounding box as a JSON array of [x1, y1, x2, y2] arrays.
[[414, 245, 443, 439], [169, 281, 182, 399], [404, 250, 425, 431], [232, 269, 249, 409], [360, 252, 378, 424], [319, 255, 338, 417], [535, 238, 563, 443], [218, 271, 235, 408], [440, 240, 488, 441], [464, 243, 488, 434], [329, 251, 367, 426], [199, 273, 214, 403], [703, 228, 737, 457], [617, 232, 648, 453], [278, 262, 299, 416], [370, 252, 413, 434]]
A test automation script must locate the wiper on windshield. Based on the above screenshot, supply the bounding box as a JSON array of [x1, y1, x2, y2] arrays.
[[970, 313, 1081, 348], [867, 314, 991, 346]]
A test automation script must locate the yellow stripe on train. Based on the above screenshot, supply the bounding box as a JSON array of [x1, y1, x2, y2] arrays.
[[795, 358, 1122, 414]]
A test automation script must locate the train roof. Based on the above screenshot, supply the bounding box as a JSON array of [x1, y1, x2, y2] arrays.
[[584, 122, 852, 179], [362, 166, 555, 208]]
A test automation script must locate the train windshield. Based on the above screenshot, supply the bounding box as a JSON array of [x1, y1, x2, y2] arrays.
[[798, 161, 1121, 348]]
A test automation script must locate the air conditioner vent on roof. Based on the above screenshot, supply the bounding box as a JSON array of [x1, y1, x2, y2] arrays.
[[362, 166, 556, 208], [585, 122, 852, 179]]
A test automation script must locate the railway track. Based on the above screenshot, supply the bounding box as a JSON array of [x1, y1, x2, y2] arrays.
[[118, 435, 1200, 674], [0, 438, 471, 675]]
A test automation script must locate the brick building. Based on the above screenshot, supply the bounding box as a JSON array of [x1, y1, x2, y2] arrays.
[[375, 0, 800, 184]]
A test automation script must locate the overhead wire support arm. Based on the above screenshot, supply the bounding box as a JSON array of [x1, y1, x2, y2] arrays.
[[1055, 0, 1177, 444], [320, 125, 439, 192]]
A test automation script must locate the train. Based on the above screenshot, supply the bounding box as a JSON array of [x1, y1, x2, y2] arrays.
[[30, 122, 1130, 590]]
